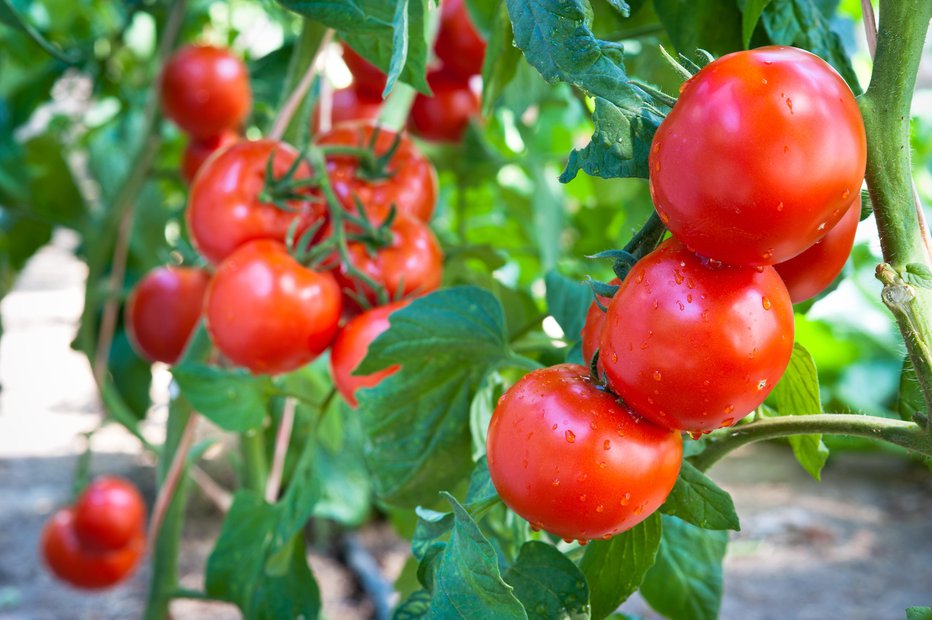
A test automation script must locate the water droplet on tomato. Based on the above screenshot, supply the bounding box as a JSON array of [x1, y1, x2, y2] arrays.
[[757, 378, 768, 390], [817, 221, 827, 231], [842, 188, 851, 200], [565, 430, 576, 443], [722, 417, 735, 427], [603, 439, 612, 450], [611, 352, 618, 363], [762, 296, 772, 310], [601, 533, 612, 540], [633, 505, 644, 515], [687, 294, 693, 303], [579, 494, 587, 502], [598, 461, 607, 469], [786, 97, 793, 113], [552, 478, 561, 487], [724, 404, 735, 414], [596, 504, 604, 513], [620, 493, 631, 506], [762, 78, 768, 85], [551, 423, 558, 431]]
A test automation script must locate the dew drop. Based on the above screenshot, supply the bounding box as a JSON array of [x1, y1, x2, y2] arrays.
[[703, 379, 711, 386], [762, 296, 772, 310], [635, 271, 644, 284], [817, 221, 827, 232], [611, 352, 618, 363], [652, 142, 660, 153], [565, 430, 576, 443], [842, 188, 851, 200], [653, 299, 659, 310], [701, 310, 710, 322], [596, 504, 604, 513], [762, 78, 768, 85], [687, 294, 693, 303], [724, 404, 735, 414], [677, 300, 685, 311], [620, 492, 631, 506], [577, 472, 588, 483], [722, 417, 735, 427], [654, 161, 661, 173], [633, 505, 644, 515], [553, 478, 561, 487], [598, 461, 607, 469], [640, 341, 649, 350], [601, 533, 612, 541], [653, 370, 663, 382], [674, 270, 684, 285], [757, 378, 768, 390], [761, 249, 774, 261], [603, 439, 612, 451], [617, 429, 625, 438], [551, 423, 558, 431], [786, 97, 793, 113], [579, 494, 587, 502], [590, 421, 598, 430]]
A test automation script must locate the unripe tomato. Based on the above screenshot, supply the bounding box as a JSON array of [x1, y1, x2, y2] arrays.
[[41, 508, 144, 590], [181, 130, 238, 184], [435, 0, 486, 80], [205, 240, 341, 375], [408, 70, 480, 143], [600, 238, 794, 433], [311, 86, 382, 135], [649, 46, 866, 266], [160, 45, 252, 140], [330, 300, 409, 407], [126, 266, 210, 365], [580, 278, 620, 366], [774, 194, 861, 303], [486, 364, 683, 543], [341, 44, 386, 101], [73, 477, 146, 552]]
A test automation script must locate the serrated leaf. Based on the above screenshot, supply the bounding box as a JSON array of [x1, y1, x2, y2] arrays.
[[739, 0, 774, 48], [481, 1, 521, 116], [545, 270, 593, 341], [904, 263, 932, 290], [654, 0, 743, 56], [771, 342, 829, 480], [639, 515, 727, 620], [661, 460, 740, 531], [172, 364, 276, 432], [580, 512, 662, 619], [464, 456, 497, 508], [503, 541, 589, 620]]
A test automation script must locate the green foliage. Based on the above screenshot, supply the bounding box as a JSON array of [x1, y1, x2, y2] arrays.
[[503, 542, 591, 619], [661, 460, 740, 531], [172, 364, 276, 432]]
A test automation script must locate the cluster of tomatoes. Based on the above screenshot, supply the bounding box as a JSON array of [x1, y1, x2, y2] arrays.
[[42, 477, 146, 589], [487, 46, 866, 544]]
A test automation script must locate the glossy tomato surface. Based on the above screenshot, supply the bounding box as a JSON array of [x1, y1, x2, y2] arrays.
[[486, 364, 682, 543], [160, 45, 251, 139], [41, 508, 144, 590], [649, 46, 866, 265], [126, 266, 210, 365], [181, 130, 238, 184], [318, 121, 437, 222], [408, 70, 480, 143], [434, 0, 486, 79], [312, 86, 382, 134], [580, 278, 620, 366], [330, 300, 409, 407], [187, 140, 322, 265], [341, 44, 386, 101], [73, 477, 146, 552], [775, 194, 860, 303], [600, 238, 794, 432], [205, 240, 341, 375]]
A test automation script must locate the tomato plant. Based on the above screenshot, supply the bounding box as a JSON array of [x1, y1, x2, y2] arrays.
[[72, 477, 146, 552]]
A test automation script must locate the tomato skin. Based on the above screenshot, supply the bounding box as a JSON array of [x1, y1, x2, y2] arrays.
[[486, 364, 683, 542], [205, 240, 341, 375], [41, 508, 144, 590], [311, 87, 382, 135], [317, 122, 437, 222], [73, 477, 146, 552], [775, 194, 860, 303], [187, 140, 323, 265], [181, 130, 238, 184], [408, 70, 480, 143], [330, 300, 409, 407], [580, 278, 620, 366], [341, 44, 387, 101], [435, 0, 486, 79], [600, 238, 794, 433], [160, 45, 251, 140], [649, 46, 866, 266], [126, 267, 210, 365]]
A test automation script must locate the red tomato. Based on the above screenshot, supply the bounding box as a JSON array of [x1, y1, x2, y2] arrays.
[[205, 240, 341, 375], [126, 267, 210, 365], [775, 194, 860, 303], [317, 121, 437, 222], [486, 364, 683, 543], [311, 86, 382, 134], [73, 477, 146, 552], [649, 46, 866, 266], [160, 45, 252, 140], [181, 130, 238, 184], [600, 238, 794, 433], [336, 213, 443, 309], [580, 278, 620, 366], [435, 0, 486, 80], [41, 508, 144, 590], [330, 300, 409, 407], [187, 139, 323, 265], [341, 44, 386, 101], [408, 70, 480, 143]]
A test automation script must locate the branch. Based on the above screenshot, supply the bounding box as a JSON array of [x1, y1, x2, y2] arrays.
[[265, 397, 297, 503], [147, 412, 198, 544], [269, 27, 334, 142]]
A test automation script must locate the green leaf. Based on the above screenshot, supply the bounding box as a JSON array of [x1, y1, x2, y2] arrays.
[[480, 1, 521, 116], [22, 132, 85, 229], [311, 401, 373, 525], [904, 263, 932, 290], [771, 342, 829, 480], [394, 589, 432, 619], [661, 460, 740, 531], [639, 515, 727, 620], [739, 0, 774, 48], [172, 364, 276, 432], [0, 0, 79, 62], [654, 0, 743, 56], [356, 287, 511, 506], [545, 270, 592, 342], [605, 0, 631, 16], [907, 607, 932, 620], [503, 541, 590, 620], [580, 512, 662, 619]]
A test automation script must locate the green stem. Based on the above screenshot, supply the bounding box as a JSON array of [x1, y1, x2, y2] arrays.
[[859, 0, 932, 419], [241, 430, 269, 496], [276, 20, 327, 146], [690, 414, 930, 472]]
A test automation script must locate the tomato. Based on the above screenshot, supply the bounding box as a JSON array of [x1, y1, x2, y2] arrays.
[[188, 139, 323, 265], [336, 213, 443, 309], [775, 194, 860, 303], [600, 238, 794, 433], [341, 43, 386, 101], [435, 0, 486, 80], [649, 46, 866, 266], [73, 477, 146, 552], [318, 121, 437, 222], [160, 45, 251, 140], [205, 240, 341, 375], [486, 364, 682, 543], [126, 267, 209, 365], [181, 130, 238, 184], [311, 86, 382, 135], [408, 70, 480, 143], [41, 508, 144, 590], [580, 278, 620, 366], [330, 300, 409, 407]]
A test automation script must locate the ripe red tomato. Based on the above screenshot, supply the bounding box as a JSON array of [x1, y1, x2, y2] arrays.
[[408, 70, 480, 143], [205, 240, 341, 375], [72, 477, 146, 552], [336, 213, 443, 308], [181, 130, 238, 184], [774, 194, 860, 303], [311, 86, 382, 135], [600, 238, 794, 433], [41, 508, 144, 590], [341, 44, 386, 101], [649, 46, 866, 266], [187, 139, 323, 265], [160, 45, 252, 140], [317, 121, 437, 222], [435, 0, 486, 80], [126, 267, 210, 365], [486, 364, 683, 543], [580, 278, 620, 366], [330, 300, 409, 407]]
